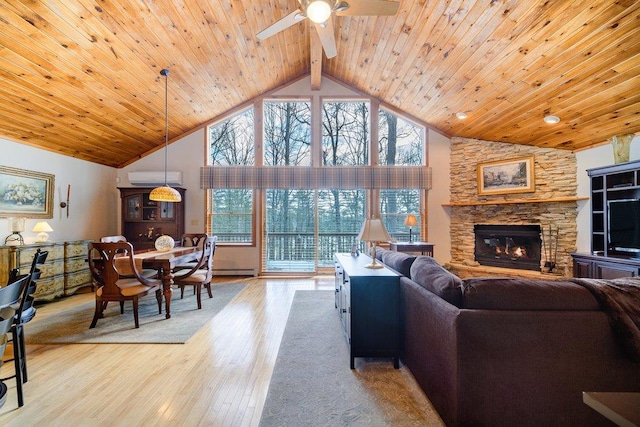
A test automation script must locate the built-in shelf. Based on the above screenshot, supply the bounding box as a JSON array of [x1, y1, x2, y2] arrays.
[[442, 196, 588, 207]]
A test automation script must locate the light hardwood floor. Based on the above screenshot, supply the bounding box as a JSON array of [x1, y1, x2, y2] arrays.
[[0, 276, 440, 426]]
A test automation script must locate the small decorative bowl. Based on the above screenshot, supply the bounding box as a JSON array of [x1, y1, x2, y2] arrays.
[[154, 235, 175, 252]]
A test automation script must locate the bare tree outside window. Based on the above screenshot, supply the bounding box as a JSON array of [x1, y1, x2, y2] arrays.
[[264, 101, 311, 166]]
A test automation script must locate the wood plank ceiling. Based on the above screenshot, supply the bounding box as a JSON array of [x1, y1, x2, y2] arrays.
[[0, 0, 638, 168]]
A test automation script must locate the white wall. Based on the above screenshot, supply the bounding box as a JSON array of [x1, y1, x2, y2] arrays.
[[575, 135, 640, 253], [0, 137, 117, 244]]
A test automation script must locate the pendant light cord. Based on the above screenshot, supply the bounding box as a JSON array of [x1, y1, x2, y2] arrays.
[[161, 68, 169, 186]]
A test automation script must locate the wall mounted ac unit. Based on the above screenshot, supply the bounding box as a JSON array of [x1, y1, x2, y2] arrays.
[[128, 171, 183, 186]]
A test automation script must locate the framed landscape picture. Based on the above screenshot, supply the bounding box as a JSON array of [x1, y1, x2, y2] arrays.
[[477, 156, 535, 195], [0, 166, 55, 218]]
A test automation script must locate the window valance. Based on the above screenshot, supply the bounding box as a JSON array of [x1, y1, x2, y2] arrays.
[[200, 166, 432, 190]]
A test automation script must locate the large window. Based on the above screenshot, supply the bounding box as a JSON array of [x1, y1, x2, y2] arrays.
[[207, 108, 255, 244], [264, 101, 311, 166], [322, 101, 370, 166], [378, 108, 424, 240], [205, 97, 429, 271]]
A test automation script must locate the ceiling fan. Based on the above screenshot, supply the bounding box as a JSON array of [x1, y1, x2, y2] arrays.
[[257, 0, 400, 59]]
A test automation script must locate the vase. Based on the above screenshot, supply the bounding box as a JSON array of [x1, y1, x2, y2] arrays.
[[611, 134, 634, 164]]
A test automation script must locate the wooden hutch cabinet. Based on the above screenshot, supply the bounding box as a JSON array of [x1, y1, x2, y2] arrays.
[[118, 187, 186, 250], [571, 160, 640, 278]]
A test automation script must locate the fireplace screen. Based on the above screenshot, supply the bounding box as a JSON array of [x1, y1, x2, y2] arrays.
[[474, 224, 542, 271]]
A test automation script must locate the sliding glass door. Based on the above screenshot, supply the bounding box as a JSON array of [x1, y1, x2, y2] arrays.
[[263, 189, 365, 272]]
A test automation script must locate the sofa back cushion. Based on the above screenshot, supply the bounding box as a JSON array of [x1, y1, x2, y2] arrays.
[[381, 250, 416, 277], [461, 277, 601, 311], [409, 256, 463, 307]]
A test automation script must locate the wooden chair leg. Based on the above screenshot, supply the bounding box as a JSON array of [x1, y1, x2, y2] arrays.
[[205, 282, 213, 299], [90, 299, 103, 328], [196, 284, 202, 309], [132, 298, 140, 328], [119, 301, 125, 314], [180, 285, 185, 299]]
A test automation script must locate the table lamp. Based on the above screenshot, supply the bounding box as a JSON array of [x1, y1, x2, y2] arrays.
[[33, 221, 53, 242], [357, 217, 391, 269], [404, 214, 418, 242]]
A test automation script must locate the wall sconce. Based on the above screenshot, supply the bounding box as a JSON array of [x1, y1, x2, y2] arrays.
[[33, 221, 53, 242]]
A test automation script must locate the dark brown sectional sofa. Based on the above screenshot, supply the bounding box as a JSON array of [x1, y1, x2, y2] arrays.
[[375, 247, 640, 427]]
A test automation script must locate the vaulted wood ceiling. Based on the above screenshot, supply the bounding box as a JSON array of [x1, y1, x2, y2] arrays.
[[0, 0, 638, 168]]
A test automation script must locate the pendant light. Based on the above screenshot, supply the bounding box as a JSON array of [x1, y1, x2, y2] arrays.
[[149, 68, 182, 203]]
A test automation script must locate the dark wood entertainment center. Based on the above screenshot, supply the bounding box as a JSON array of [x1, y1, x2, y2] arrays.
[[571, 159, 640, 278]]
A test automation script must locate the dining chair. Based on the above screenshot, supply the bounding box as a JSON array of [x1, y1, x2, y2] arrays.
[[174, 233, 208, 271], [87, 241, 163, 329], [11, 250, 47, 385], [173, 236, 217, 309], [0, 275, 31, 408]]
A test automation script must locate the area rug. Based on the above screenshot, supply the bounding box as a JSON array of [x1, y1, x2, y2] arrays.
[[259, 290, 442, 426], [25, 283, 245, 344]]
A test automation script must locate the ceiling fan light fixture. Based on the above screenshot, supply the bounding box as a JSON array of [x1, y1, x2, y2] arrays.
[[544, 115, 560, 124], [307, 0, 332, 23]]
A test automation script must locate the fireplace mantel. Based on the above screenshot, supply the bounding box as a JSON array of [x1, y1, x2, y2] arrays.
[[442, 196, 587, 207]]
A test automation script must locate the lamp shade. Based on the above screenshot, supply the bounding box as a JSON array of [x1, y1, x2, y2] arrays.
[[33, 221, 53, 242], [357, 218, 390, 269], [149, 185, 182, 202], [404, 214, 418, 227], [357, 218, 391, 243]]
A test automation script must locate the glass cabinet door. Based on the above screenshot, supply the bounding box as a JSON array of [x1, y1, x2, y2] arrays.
[[125, 195, 142, 220], [160, 202, 174, 219]]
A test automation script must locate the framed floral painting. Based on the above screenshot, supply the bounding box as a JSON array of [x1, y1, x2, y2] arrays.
[[0, 166, 54, 218], [477, 156, 535, 195]]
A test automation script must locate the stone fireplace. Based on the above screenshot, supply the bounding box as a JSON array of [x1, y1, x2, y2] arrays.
[[474, 224, 542, 271], [448, 138, 580, 277]]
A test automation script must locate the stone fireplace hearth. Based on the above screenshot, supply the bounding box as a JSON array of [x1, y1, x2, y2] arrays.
[[447, 138, 580, 277]]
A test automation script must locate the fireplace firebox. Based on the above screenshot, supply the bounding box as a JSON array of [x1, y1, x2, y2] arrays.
[[474, 224, 542, 271]]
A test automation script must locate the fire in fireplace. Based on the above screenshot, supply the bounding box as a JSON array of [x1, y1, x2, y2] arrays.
[[474, 224, 542, 271]]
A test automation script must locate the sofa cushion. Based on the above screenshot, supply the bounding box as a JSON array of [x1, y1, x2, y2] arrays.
[[461, 277, 601, 311], [409, 256, 463, 307], [381, 250, 416, 277]]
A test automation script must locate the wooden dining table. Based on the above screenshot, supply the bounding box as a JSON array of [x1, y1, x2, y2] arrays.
[[133, 246, 203, 319]]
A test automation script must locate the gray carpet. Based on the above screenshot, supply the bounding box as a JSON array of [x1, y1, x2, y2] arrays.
[[259, 290, 443, 426], [24, 283, 245, 344]]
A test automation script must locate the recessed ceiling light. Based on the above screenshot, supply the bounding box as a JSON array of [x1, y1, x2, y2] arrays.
[[455, 112, 467, 120], [544, 115, 560, 124]]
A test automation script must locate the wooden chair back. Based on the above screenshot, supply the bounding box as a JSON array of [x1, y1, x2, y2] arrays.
[[181, 233, 208, 248], [88, 241, 155, 298], [177, 236, 216, 279]]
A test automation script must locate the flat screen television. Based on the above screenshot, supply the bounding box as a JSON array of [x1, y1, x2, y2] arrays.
[[608, 198, 640, 255]]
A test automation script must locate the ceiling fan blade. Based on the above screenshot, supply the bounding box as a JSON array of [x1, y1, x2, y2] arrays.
[[257, 9, 306, 40], [336, 0, 399, 16], [314, 18, 337, 59]]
